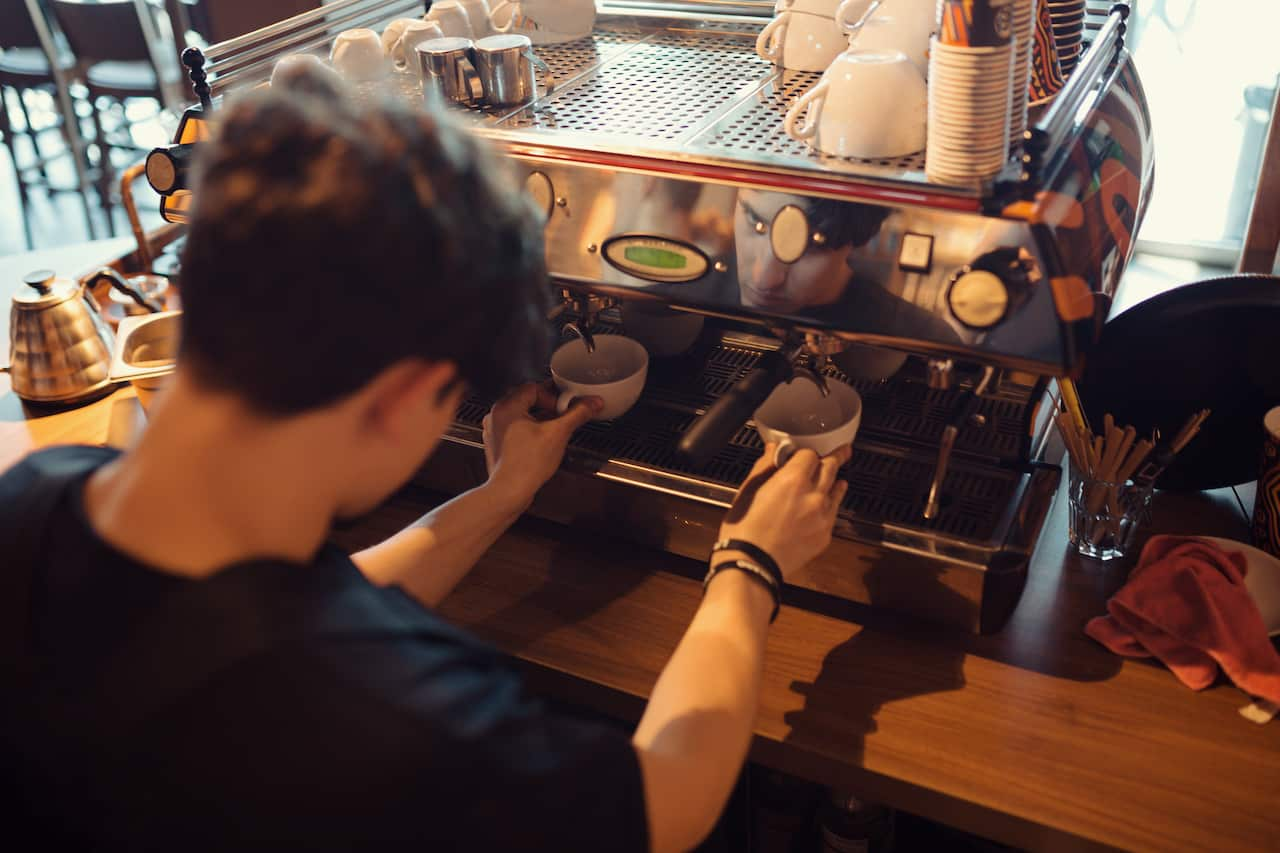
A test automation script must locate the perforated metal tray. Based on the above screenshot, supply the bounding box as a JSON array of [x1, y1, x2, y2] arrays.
[[346, 16, 980, 195], [452, 325, 1027, 543], [489, 19, 953, 189]]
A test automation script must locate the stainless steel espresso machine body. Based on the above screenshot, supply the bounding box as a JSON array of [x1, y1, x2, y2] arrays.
[[158, 0, 1153, 632]]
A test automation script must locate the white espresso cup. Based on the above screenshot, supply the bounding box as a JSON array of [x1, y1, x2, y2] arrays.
[[833, 0, 875, 30], [847, 10, 935, 76], [382, 18, 419, 55], [427, 0, 476, 38], [492, 0, 596, 45], [331, 28, 390, 81], [269, 53, 341, 89], [756, 0, 846, 72], [386, 19, 446, 70], [550, 335, 649, 421], [784, 49, 926, 158], [754, 377, 862, 467], [457, 0, 495, 38]]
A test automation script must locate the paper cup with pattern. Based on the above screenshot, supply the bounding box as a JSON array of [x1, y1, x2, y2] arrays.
[[1028, 0, 1064, 103], [937, 0, 1016, 47], [1252, 406, 1280, 557]]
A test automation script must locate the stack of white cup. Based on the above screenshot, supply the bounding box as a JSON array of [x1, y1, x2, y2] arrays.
[[1007, 0, 1034, 156], [925, 36, 1014, 184]]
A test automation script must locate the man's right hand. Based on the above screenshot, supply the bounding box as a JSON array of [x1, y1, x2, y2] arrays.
[[481, 382, 602, 508], [716, 443, 851, 580]]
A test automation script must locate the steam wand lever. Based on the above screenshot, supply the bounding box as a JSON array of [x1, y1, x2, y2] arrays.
[[923, 366, 995, 520]]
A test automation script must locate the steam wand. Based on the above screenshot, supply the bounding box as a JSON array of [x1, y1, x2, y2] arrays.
[[923, 365, 995, 521]]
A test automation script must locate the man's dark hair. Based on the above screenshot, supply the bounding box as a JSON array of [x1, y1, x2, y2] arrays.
[[807, 197, 891, 251], [178, 67, 550, 414]]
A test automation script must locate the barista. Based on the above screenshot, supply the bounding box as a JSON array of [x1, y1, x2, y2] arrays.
[[730, 189, 961, 349], [0, 66, 850, 851]]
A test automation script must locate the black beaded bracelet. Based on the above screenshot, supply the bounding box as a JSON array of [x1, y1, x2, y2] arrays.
[[703, 559, 780, 624], [711, 538, 784, 590]]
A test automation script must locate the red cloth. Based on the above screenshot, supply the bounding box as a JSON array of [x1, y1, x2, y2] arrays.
[[1085, 536, 1280, 704]]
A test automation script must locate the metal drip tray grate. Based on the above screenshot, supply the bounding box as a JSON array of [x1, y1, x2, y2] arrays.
[[640, 338, 1027, 460], [293, 13, 986, 192], [694, 70, 928, 172], [336, 15, 976, 190], [503, 31, 771, 141], [452, 335, 1026, 542], [455, 396, 1017, 542], [536, 27, 650, 84]]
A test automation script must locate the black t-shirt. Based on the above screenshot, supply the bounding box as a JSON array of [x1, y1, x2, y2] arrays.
[[0, 446, 648, 852]]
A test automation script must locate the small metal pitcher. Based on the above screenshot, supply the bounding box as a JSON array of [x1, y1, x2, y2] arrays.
[[416, 37, 484, 106], [473, 33, 554, 108]]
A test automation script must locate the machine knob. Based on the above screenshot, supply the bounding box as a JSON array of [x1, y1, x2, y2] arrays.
[[525, 171, 555, 223], [946, 248, 1036, 330], [145, 143, 197, 195]]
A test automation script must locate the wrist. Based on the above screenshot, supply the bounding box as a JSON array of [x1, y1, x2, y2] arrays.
[[703, 562, 777, 626], [712, 538, 787, 586], [477, 473, 535, 516]]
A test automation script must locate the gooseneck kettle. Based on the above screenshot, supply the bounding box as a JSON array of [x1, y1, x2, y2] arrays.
[[4, 269, 160, 405]]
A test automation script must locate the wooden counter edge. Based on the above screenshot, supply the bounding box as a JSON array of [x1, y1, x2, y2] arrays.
[[517, 658, 1118, 853]]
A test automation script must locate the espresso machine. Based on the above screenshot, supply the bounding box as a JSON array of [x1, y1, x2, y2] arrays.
[[152, 0, 1153, 632]]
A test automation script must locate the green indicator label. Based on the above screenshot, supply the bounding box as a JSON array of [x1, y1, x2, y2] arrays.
[[624, 245, 688, 269]]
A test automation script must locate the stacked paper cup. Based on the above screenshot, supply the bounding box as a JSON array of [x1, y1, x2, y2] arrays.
[[926, 0, 1015, 184], [1047, 0, 1086, 76], [1008, 0, 1033, 156]]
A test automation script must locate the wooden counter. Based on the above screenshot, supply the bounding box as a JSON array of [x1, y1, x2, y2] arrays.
[[3, 243, 1278, 852]]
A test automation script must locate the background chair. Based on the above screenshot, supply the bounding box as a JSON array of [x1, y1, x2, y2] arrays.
[[0, 0, 98, 246], [167, 0, 323, 45], [49, 0, 172, 232]]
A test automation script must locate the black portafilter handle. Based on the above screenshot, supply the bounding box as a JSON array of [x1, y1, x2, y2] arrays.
[[145, 143, 197, 196], [677, 349, 795, 469]]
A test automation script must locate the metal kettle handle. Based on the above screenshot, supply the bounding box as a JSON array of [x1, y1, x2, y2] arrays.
[[84, 267, 164, 314]]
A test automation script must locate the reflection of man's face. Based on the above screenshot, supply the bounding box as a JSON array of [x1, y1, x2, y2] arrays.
[[734, 190, 850, 314]]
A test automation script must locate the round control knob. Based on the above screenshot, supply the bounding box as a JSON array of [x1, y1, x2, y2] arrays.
[[145, 143, 196, 195], [947, 247, 1037, 330], [525, 171, 555, 224], [948, 269, 1008, 329]]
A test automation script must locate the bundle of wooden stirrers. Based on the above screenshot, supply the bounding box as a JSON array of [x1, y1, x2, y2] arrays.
[[1055, 380, 1211, 544], [1057, 410, 1152, 490]]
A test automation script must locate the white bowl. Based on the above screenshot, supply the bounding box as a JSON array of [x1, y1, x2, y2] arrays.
[[551, 335, 649, 421], [755, 377, 862, 466], [1199, 537, 1280, 637], [785, 49, 926, 159]]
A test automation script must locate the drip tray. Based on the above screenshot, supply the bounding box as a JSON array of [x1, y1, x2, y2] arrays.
[[455, 397, 1018, 544], [450, 334, 1027, 546]]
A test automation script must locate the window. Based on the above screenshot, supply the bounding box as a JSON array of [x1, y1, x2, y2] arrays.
[[1126, 0, 1277, 266]]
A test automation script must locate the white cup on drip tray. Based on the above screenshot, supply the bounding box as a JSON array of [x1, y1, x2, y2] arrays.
[[550, 335, 650, 421], [753, 377, 862, 466]]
